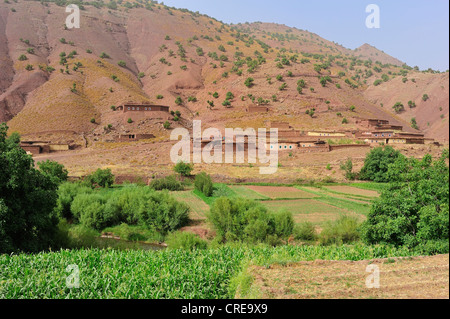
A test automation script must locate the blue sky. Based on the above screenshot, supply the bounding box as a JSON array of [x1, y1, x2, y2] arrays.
[[161, 0, 449, 71]]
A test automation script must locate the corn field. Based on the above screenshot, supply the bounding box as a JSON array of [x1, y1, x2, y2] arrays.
[[0, 244, 417, 299]]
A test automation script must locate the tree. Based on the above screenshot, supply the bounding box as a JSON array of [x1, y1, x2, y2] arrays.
[[175, 97, 183, 105], [359, 146, 404, 182], [411, 117, 419, 130], [393, 102, 405, 113], [37, 160, 68, 185], [194, 172, 213, 197], [83, 168, 115, 189], [360, 150, 449, 251], [340, 158, 356, 180], [174, 161, 193, 177], [0, 124, 60, 253], [244, 77, 254, 88]]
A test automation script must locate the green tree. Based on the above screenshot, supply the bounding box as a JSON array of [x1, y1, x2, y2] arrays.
[[244, 77, 254, 88], [340, 158, 356, 180], [360, 150, 449, 251], [37, 160, 68, 185], [174, 161, 193, 177], [359, 146, 404, 182], [0, 124, 60, 253], [83, 168, 115, 189], [175, 97, 183, 105], [194, 172, 214, 197]]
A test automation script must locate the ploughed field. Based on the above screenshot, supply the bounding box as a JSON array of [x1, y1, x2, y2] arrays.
[[241, 254, 449, 299]]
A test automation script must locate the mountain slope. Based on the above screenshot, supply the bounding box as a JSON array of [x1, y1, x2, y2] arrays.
[[0, 1, 448, 143]]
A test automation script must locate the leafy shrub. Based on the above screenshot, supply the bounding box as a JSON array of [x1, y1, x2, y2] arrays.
[[117, 60, 126, 67], [319, 215, 361, 245], [83, 168, 115, 189], [70, 187, 190, 234], [174, 161, 193, 177], [166, 231, 208, 250], [244, 77, 254, 88], [194, 172, 213, 197], [294, 222, 317, 241], [208, 197, 294, 244], [393, 102, 405, 113], [273, 210, 295, 239], [149, 175, 184, 191], [340, 158, 356, 180]]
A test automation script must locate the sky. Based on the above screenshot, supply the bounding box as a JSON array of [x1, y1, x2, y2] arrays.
[[160, 0, 449, 71]]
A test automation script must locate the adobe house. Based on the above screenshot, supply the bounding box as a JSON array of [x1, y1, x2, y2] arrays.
[[266, 122, 301, 139], [390, 132, 425, 144], [118, 103, 170, 113], [356, 118, 390, 129], [20, 141, 51, 155], [266, 138, 329, 152], [118, 134, 155, 142], [307, 130, 347, 138]]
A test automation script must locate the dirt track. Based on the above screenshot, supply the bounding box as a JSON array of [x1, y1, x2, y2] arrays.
[[246, 254, 449, 299]]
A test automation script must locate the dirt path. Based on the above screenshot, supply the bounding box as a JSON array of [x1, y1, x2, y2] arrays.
[[243, 254, 449, 299]]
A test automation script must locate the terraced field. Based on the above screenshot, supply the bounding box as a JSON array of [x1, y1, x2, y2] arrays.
[[170, 191, 210, 220], [185, 183, 378, 227], [244, 186, 318, 199]]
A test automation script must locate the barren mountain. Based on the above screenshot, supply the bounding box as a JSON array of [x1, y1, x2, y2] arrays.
[[0, 0, 448, 144]]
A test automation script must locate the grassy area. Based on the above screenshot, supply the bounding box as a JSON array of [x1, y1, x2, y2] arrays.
[[193, 183, 238, 206], [349, 182, 388, 193], [170, 191, 210, 219], [0, 244, 420, 299], [189, 183, 380, 228]]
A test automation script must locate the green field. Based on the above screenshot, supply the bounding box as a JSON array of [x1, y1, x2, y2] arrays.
[[187, 183, 377, 227], [0, 245, 418, 299], [170, 191, 210, 219]]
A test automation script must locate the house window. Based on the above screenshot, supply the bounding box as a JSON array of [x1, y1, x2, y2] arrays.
[[270, 145, 273, 149], [284, 146, 287, 149], [145, 107, 148, 110], [128, 107, 131, 110], [148, 107, 151, 111], [289, 146, 293, 149], [132, 107, 135, 110], [279, 146, 282, 149], [137, 107, 140, 111]]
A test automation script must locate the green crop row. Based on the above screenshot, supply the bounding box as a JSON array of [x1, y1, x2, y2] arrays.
[[0, 244, 418, 299]]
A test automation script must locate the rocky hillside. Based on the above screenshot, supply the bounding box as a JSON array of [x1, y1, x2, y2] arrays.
[[0, 0, 448, 142]]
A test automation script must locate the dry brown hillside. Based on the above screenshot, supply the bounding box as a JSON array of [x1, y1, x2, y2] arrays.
[[0, 0, 448, 144]]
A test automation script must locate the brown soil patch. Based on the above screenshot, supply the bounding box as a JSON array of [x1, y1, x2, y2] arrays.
[[246, 254, 449, 299], [324, 186, 380, 197], [246, 186, 318, 199]]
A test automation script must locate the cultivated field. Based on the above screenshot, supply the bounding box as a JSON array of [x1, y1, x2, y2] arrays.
[[242, 254, 449, 299], [170, 191, 210, 220], [244, 186, 319, 199]]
